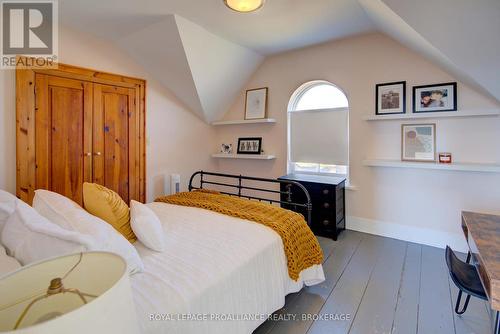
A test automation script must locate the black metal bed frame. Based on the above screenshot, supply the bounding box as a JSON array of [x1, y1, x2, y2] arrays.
[[188, 171, 312, 225]]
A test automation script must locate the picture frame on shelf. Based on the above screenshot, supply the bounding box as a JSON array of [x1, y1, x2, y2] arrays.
[[237, 137, 262, 155], [375, 81, 406, 115], [245, 87, 268, 120], [413, 82, 457, 113], [401, 123, 436, 162], [220, 143, 233, 154]]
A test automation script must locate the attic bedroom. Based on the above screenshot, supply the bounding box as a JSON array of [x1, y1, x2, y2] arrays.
[[0, 0, 499, 333]]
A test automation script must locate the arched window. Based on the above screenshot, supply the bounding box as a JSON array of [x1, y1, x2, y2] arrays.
[[288, 80, 349, 176]]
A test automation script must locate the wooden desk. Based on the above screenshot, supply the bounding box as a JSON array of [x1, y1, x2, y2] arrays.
[[462, 211, 500, 312]]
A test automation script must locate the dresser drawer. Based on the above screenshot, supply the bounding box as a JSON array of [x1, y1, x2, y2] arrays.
[[319, 200, 333, 210], [319, 217, 334, 228]]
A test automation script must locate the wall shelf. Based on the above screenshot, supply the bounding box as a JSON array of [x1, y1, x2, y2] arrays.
[[363, 159, 500, 173], [363, 110, 499, 121], [211, 154, 276, 160], [211, 118, 276, 126]]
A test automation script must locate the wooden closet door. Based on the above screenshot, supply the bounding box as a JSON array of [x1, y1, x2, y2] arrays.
[[93, 84, 139, 203], [35, 74, 93, 205]]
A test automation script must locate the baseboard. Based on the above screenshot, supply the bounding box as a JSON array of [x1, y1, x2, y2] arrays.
[[346, 216, 468, 253]]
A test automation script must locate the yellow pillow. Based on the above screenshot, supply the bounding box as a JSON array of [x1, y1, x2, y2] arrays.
[[82, 183, 137, 243]]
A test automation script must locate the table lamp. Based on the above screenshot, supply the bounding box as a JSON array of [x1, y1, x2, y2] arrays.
[[0, 252, 139, 333]]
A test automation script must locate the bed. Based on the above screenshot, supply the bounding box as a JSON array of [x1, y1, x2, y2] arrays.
[[130, 171, 325, 333], [1, 171, 325, 334], [132, 203, 325, 333]]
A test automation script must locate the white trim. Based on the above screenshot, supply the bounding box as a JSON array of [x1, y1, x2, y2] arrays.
[[211, 154, 275, 160], [346, 216, 468, 252], [211, 118, 276, 126], [364, 110, 499, 121], [288, 107, 349, 114], [363, 159, 500, 173]]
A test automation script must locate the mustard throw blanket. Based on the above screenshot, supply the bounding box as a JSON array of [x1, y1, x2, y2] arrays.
[[155, 190, 323, 281]]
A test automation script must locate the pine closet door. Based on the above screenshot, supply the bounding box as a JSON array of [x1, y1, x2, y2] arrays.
[[93, 84, 140, 204], [17, 60, 146, 205], [34, 74, 93, 205]]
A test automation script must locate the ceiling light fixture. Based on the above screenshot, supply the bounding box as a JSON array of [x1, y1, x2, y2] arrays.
[[224, 0, 265, 13]]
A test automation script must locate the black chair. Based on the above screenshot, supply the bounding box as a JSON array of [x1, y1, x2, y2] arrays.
[[445, 246, 488, 315]]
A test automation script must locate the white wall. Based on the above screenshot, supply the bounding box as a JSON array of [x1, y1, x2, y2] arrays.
[[215, 32, 500, 251], [0, 26, 217, 201]]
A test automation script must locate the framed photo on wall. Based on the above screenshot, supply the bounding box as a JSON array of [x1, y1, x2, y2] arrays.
[[413, 82, 457, 113], [245, 87, 268, 120], [375, 81, 406, 115], [401, 124, 436, 162], [237, 137, 262, 155]]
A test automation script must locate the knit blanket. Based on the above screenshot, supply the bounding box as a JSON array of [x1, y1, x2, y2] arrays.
[[155, 190, 323, 281]]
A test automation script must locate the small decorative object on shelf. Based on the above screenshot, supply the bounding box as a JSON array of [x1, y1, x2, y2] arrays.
[[401, 123, 436, 162], [237, 137, 262, 155], [413, 82, 457, 113], [375, 81, 406, 115], [245, 87, 268, 120], [220, 143, 233, 154], [439, 152, 452, 164]]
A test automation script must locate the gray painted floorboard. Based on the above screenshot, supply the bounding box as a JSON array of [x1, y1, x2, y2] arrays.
[[391, 243, 421, 334], [253, 231, 492, 334]]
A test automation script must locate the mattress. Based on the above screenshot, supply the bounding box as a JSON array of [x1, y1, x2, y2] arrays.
[[130, 202, 325, 334]]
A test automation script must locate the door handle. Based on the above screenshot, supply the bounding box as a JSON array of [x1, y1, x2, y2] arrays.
[[94, 152, 102, 156], [84, 152, 91, 157]]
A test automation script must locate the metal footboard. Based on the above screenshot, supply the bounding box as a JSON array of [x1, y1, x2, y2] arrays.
[[188, 171, 312, 226]]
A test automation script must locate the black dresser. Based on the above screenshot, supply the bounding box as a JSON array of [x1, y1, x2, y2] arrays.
[[278, 174, 346, 240]]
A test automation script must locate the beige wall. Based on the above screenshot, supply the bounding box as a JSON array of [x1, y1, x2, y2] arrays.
[[0, 26, 217, 202], [215, 32, 500, 251]]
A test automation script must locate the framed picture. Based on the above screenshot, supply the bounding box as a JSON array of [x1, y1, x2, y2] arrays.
[[402, 124, 436, 162], [413, 82, 457, 113], [245, 87, 268, 120], [220, 143, 233, 154], [376, 81, 406, 115], [237, 137, 262, 155]]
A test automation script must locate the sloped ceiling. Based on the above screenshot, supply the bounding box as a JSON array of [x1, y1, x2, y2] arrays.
[[359, 0, 500, 103], [59, 0, 499, 121], [118, 15, 263, 122]]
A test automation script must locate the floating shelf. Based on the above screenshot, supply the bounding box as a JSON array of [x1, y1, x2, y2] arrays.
[[363, 159, 500, 173], [211, 154, 276, 160], [211, 118, 276, 126], [363, 110, 499, 121]]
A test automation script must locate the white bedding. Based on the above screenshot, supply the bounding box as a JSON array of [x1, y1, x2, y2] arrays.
[[131, 203, 325, 334]]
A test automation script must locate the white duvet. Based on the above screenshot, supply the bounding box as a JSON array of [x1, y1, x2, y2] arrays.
[[130, 203, 325, 334]]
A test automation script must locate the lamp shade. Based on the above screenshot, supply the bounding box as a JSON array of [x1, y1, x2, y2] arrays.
[[0, 252, 139, 333]]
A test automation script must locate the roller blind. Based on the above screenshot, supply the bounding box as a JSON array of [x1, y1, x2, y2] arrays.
[[289, 108, 348, 166]]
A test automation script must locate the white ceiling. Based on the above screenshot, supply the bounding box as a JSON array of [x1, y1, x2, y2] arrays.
[[59, 0, 376, 55], [59, 0, 500, 122]]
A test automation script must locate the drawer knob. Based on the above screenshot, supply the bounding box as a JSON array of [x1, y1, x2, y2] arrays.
[[322, 189, 329, 195], [322, 219, 330, 226], [323, 202, 330, 209]]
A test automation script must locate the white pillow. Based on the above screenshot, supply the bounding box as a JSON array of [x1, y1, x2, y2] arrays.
[[33, 190, 144, 274], [130, 200, 165, 252], [0, 244, 21, 277], [1, 199, 94, 266], [0, 190, 17, 235]]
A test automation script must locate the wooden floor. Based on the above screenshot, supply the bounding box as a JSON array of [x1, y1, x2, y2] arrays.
[[254, 230, 493, 334]]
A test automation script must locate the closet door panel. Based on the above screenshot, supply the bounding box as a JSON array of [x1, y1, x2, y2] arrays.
[[35, 75, 92, 205], [93, 84, 138, 203]]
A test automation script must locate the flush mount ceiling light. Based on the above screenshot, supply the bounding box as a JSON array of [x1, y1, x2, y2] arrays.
[[224, 0, 265, 13]]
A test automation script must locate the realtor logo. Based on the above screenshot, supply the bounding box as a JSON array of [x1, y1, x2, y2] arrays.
[[1, 0, 58, 68]]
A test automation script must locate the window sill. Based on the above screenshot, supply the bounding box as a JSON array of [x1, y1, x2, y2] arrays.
[[345, 183, 357, 191]]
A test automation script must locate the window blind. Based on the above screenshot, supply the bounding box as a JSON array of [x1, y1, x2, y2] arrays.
[[289, 108, 348, 166]]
